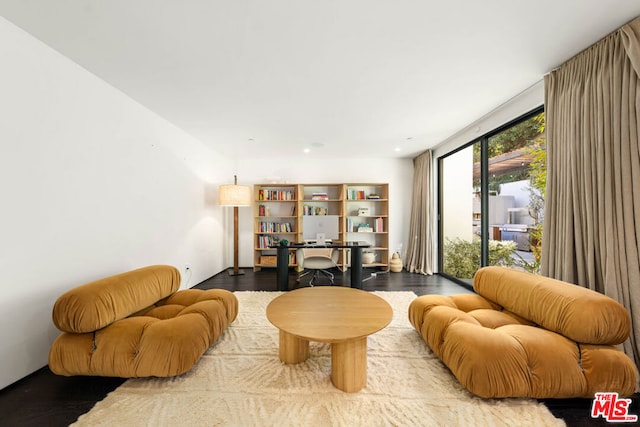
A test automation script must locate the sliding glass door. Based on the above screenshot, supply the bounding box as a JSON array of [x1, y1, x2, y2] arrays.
[[439, 109, 545, 285], [441, 142, 480, 285], [486, 113, 546, 272]]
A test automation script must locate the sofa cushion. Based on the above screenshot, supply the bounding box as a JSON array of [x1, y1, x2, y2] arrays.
[[467, 309, 535, 329], [439, 321, 636, 398], [408, 293, 500, 330], [473, 266, 630, 345], [158, 288, 239, 323], [52, 265, 180, 333]]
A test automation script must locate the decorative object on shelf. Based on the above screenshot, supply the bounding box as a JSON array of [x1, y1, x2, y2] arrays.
[[260, 255, 277, 266], [358, 207, 369, 216], [279, 239, 289, 246], [362, 252, 376, 264], [390, 252, 403, 272], [219, 175, 251, 276]]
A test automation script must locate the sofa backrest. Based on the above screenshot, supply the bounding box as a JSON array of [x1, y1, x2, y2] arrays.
[[473, 266, 630, 345], [52, 265, 180, 333]]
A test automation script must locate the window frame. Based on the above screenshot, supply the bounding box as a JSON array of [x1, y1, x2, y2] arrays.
[[437, 106, 544, 287]]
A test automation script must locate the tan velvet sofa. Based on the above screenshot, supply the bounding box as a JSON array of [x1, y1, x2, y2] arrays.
[[49, 265, 238, 378], [409, 266, 638, 398]]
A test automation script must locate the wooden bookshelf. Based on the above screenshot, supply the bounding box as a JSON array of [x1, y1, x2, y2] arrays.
[[253, 183, 389, 271], [254, 184, 299, 270], [343, 184, 389, 269]]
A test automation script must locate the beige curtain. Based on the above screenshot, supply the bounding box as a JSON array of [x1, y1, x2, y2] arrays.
[[405, 150, 434, 274], [543, 16, 640, 383]]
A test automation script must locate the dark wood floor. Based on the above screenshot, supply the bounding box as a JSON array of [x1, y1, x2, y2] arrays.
[[0, 268, 636, 426], [195, 265, 477, 295]]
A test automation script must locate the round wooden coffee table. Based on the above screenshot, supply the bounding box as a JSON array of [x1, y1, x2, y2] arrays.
[[266, 286, 392, 392]]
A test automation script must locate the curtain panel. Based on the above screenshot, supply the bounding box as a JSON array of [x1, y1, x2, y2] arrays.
[[405, 150, 434, 275], [543, 16, 640, 383]]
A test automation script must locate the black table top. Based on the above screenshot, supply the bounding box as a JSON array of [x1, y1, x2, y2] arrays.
[[269, 241, 371, 249]]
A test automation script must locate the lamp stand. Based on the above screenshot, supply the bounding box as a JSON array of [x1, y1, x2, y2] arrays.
[[228, 205, 245, 276], [218, 175, 250, 276]]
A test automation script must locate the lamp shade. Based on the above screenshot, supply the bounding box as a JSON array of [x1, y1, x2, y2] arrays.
[[219, 183, 251, 206]]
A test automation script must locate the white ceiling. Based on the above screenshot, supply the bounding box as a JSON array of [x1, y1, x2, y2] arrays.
[[2, 1, 640, 159]]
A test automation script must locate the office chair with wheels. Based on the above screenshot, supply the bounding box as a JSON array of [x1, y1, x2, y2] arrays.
[[296, 248, 339, 286]]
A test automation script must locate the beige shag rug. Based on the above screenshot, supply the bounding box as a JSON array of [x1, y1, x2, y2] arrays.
[[73, 291, 564, 427]]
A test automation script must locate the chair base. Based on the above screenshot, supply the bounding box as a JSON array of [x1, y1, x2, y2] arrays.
[[297, 269, 334, 286]]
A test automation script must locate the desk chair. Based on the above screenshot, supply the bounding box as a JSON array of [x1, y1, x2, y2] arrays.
[[296, 248, 339, 286]]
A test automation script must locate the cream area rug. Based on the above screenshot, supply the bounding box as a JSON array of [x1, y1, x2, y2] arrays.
[[73, 291, 564, 427]]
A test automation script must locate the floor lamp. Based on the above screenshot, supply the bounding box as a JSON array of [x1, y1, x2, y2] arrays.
[[219, 175, 251, 275]]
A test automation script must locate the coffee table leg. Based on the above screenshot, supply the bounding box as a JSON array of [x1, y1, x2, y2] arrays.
[[331, 337, 367, 392], [279, 330, 309, 364]]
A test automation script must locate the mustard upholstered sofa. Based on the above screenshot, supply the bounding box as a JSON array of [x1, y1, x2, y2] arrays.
[[49, 265, 238, 378], [409, 266, 638, 398]]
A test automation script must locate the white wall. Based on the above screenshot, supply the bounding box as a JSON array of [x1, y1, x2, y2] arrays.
[[441, 147, 474, 241], [0, 17, 233, 389], [501, 179, 532, 209], [433, 81, 545, 159], [442, 147, 473, 241], [501, 180, 535, 225], [234, 158, 414, 265]]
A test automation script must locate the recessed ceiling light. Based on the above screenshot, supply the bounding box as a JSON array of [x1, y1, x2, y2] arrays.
[[394, 147, 401, 152], [303, 148, 310, 154]]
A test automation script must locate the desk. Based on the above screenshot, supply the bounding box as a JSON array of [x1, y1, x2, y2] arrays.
[[272, 242, 371, 291]]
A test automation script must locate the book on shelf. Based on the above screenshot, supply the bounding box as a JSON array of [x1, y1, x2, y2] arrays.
[[348, 190, 367, 200], [375, 217, 384, 232], [258, 222, 293, 233], [303, 205, 328, 215], [258, 189, 295, 201], [357, 224, 373, 233], [347, 218, 365, 232], [258, 235, 276, 248]]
